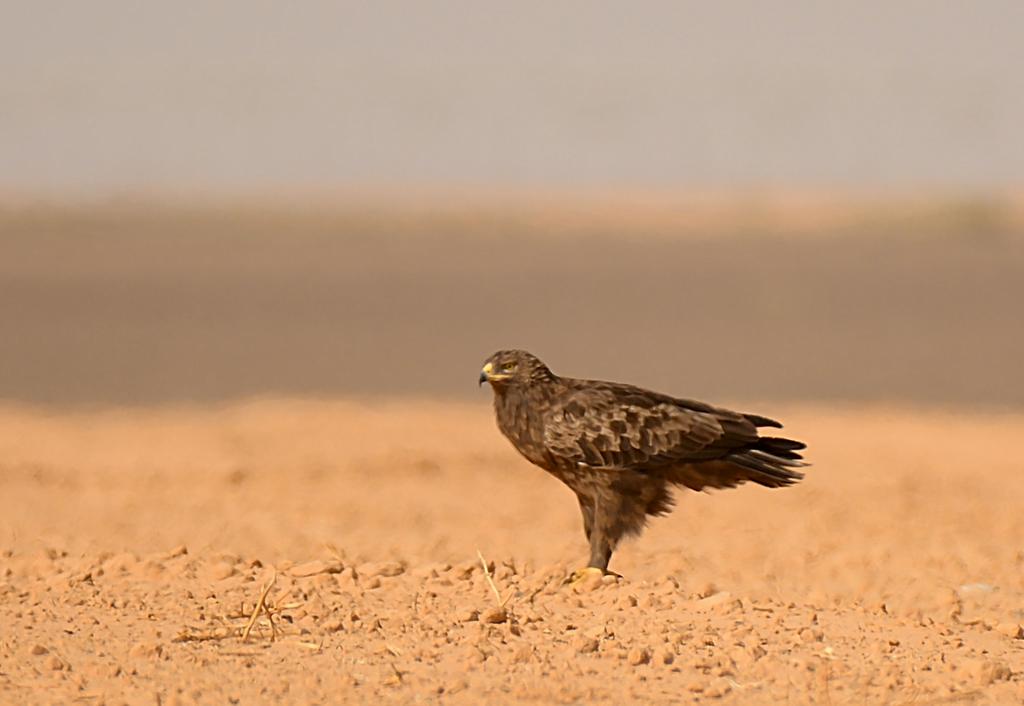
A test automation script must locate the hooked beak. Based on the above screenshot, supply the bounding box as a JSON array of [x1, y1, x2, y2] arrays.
[[478, 362, 493, 386]]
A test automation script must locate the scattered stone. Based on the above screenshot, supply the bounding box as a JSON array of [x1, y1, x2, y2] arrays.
[[799, 627, 823, 643], [696, 591, 734, 611], [103, 552, 139, 573], [321, 618, 345, 633], [574, 636, 599, 654], [45, 655, 65, 671], [617, 594, 638, 609], [336, 567, 358, 587], [359, 562, 405, 578], [639, 594, 662, 609], [697, 582, 718, 598], [453, 564, 476, 580], [747, 644, 767, 661], [481, 606, 508, 624], [129, 643, 163, 660], [995, 622, 1023, 639], [657, 576, 681, 594], [512, 645, 534, 663], [704, 677, 733, 698], [412, 562, 451, 580], [627, 647, 651, 666], [963, 658, 1011, 686], [165, 545, 188, 559], [30, 644, 49, 656], [209, 562, 235, 581], [290, 560, 343, 578]]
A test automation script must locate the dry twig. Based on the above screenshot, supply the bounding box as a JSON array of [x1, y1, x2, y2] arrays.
[[476, 549, 514, 608], [242, 573, 279, 642]]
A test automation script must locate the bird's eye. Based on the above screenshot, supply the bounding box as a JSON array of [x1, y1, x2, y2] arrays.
[[502, 362, 518, 373]]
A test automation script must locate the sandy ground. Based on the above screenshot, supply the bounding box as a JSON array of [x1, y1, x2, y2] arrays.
[[1, 399, 1022, 704]]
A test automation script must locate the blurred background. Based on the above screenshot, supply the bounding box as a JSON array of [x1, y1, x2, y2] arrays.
[[2, 1, 1023, 407]]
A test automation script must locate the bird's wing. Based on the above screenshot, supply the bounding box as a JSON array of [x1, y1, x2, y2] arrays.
[[542, 383, 758, 471]]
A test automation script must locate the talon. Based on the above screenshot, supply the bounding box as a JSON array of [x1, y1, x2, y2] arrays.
[[564, 567, 621, 586]]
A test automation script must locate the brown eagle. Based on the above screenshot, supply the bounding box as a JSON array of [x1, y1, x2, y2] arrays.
[[479, 349, 807, 581]]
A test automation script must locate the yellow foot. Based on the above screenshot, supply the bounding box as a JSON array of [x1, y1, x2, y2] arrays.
[[564, 567, 622, 588]]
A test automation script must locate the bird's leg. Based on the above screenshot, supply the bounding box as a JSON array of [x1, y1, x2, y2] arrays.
[[566, 496, 621, 585], [587, 529, 612, 571], [576, 494, 595, 540]]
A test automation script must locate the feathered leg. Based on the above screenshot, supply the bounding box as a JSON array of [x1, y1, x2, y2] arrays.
[[576, 493, 594, 541], [575, 493, 616, 568], [568, 474, 673, 584], [587, 498, 614, 570], [566, 491, 619, 585]]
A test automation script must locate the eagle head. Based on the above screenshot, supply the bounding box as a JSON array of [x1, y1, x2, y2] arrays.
[[479, 349, 553, 388]]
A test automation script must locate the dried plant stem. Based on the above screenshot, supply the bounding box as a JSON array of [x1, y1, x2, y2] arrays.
[[242, 573, 278, 642], [476, 549, 514, 608]]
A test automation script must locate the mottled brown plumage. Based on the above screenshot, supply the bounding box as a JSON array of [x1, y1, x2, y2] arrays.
[[479, 349, 807, 573]]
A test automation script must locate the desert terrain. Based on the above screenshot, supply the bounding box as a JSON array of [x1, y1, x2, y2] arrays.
[[1, 200, 1023, 704], [0, 400, 1023, 705]]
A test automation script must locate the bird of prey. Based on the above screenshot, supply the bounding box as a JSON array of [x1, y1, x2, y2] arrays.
[[479, 349, 807, 582]]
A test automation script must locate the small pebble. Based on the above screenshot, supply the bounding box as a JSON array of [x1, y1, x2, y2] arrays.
[[618, 595, 638, 609], [627, 647, 651, 666], [358, 562, 405, 578], [704, 678, 733, 698], [799, 627, 823, 643], [512, 645, 534, 663], [320, 618, 345, 633], [963, 658, 1011, 686], [209, 562, 235, 581], [696, 591, 734, 611], [290, 560, 343, 578], [995, 622, 1023, 639], [165, 545, 188, 559], [481, 606, 508, 624]]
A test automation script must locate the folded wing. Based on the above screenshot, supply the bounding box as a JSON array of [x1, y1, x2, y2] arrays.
[[543, 384, 806, 489]]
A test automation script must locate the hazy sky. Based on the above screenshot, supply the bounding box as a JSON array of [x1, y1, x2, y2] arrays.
[[3, 1, 1023, 194]]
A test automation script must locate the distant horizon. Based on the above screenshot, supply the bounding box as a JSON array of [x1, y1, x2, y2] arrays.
[[4, 187, 1023, 241]]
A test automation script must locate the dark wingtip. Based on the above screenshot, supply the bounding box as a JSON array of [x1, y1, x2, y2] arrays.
[[729, 450, 808, 487], [759, 436, 807, 451], [744, 413, 783, 428]]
